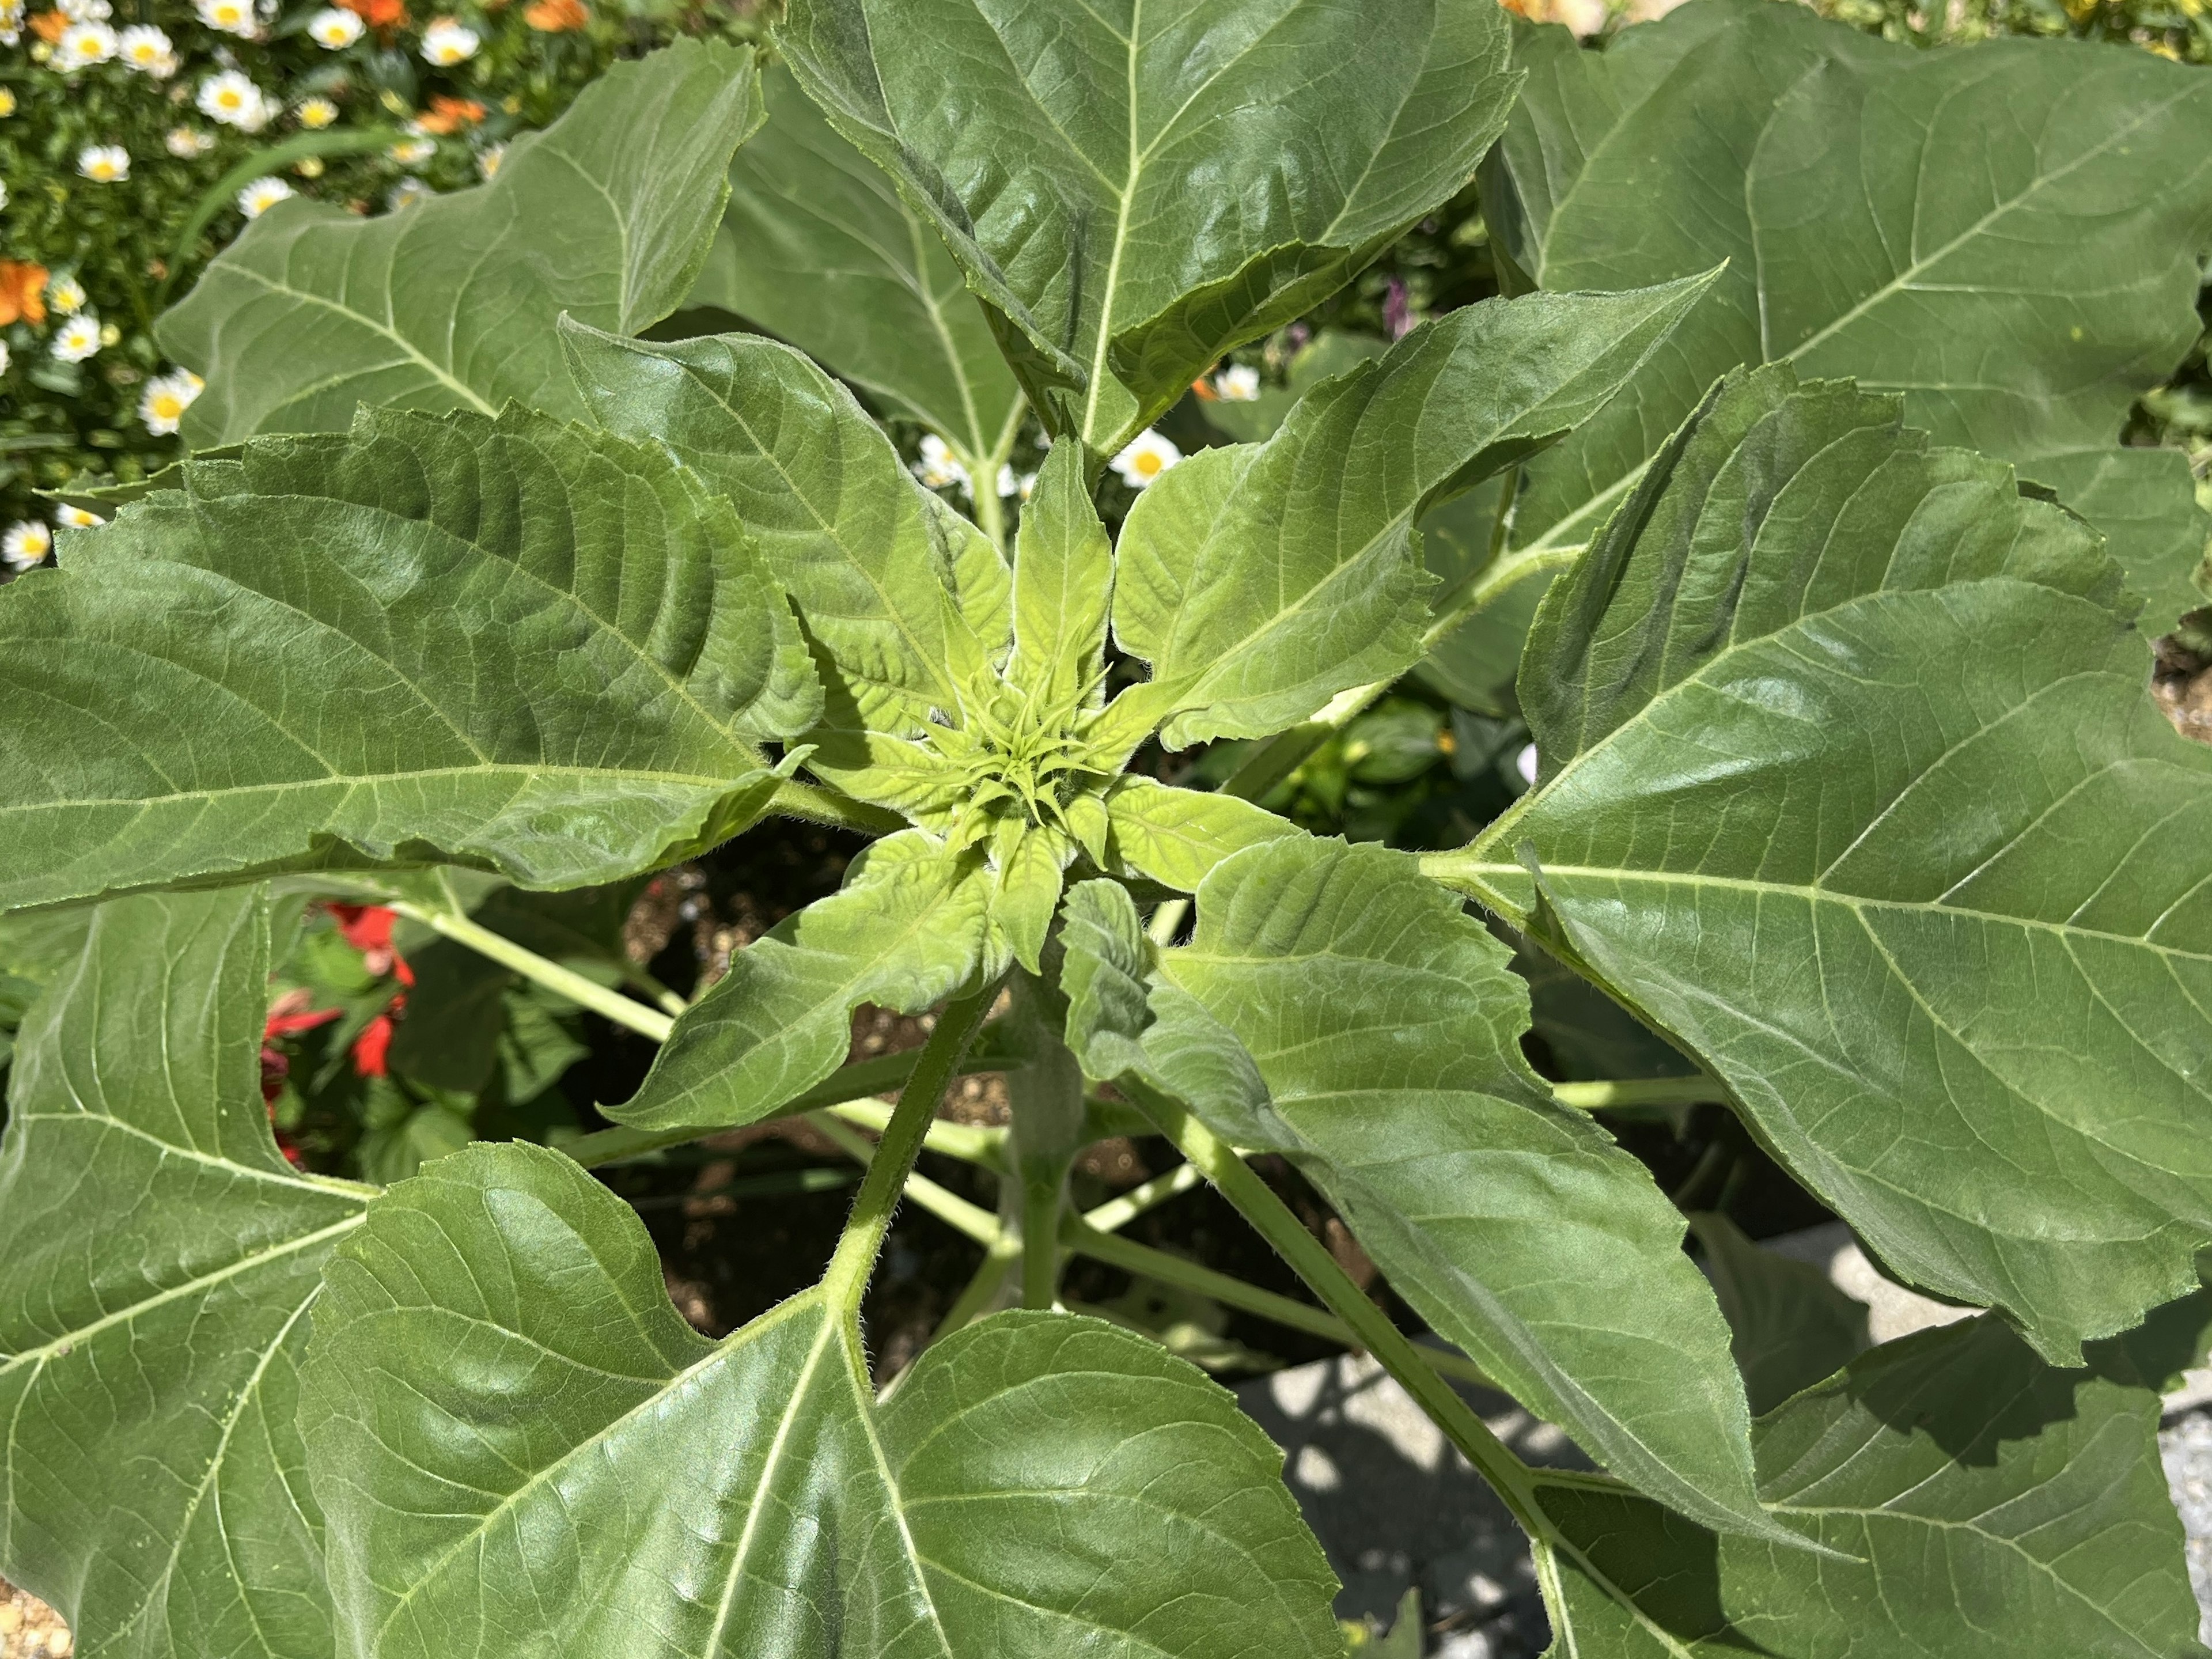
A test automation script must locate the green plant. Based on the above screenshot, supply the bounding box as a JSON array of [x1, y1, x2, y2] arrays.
[[5, 5, 2212, 1656]]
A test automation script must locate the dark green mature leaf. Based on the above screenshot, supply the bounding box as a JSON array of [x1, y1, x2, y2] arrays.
[[0, 406, 817, 910], [1486, 0, 2212, 615], [563, 321, 1004, 734], [612, 832, 998, 1131], [0, 887, 372, 1657], [1688, 1214, 1868, 1416], [1437, 364, 2212, 1363], [1104, 278, 1719, 751], [1535, 1302, 2212, 1657], [303, 1139, 1342, 1657], [1058, 844, 1787, 1547], [775, 0, 1518, 451], [161, 42, 761, 445], [693, 60, 1027, 476]]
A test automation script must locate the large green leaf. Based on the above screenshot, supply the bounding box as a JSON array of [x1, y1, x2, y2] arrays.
[[160, 42, 758, 446], [0, 887, 371, 1657], [0, 405, 817, 910], [1688, 1213, 1869, 1416], [1058, 844, 1789, 1548], [562, 321, 1003, 735], [1104, 278, 1719, 751], [1436, 364, 2212, 1363], [1484, 0, 2212, 618], [302, 1138, 1342, 1657], [1535, 1300, 2212, 1657], [611, 831, 997, 1132], [692, 60, 1027, 476], [774, 0, 1518, 451]]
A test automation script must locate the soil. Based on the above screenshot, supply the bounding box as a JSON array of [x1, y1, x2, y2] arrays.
[[0, 1578, 70, 1655]]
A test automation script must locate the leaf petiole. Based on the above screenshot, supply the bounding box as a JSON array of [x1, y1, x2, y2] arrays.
[[390, 897, 676, 1043]]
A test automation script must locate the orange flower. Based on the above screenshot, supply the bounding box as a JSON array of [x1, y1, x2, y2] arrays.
[[338, 0, 407, 28], [28, 9, 68, 41], [415, 93, 486, 134], [0, 261, 48, 327], [524, 0, 588, 31]]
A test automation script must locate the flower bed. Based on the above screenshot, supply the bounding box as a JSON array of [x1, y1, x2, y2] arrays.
[[0, 0, 760, 550]]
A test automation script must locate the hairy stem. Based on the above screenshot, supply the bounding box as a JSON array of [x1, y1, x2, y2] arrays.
[[821, 984, 1001, 1313], [1133, 1083, 1554, 1540], [769, 777, 907, 836], [391, 900, 676, 1043]]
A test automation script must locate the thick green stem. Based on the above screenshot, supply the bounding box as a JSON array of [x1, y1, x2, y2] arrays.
[[1133, 1083, 1553, 1540], [813, 1112, 999, 1244], [1552, 1076, 1724, 1111], [391, 900, 675, 1043], [1005, 971, 1085, 1310], [821, 985, 1000, 1313], [769, 777, 907, 836]]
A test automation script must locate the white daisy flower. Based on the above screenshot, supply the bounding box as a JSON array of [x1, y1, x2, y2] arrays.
[[2, 520, 51, 571], [475, 141, 505, 180], [306, 6, 361, 46], [236, 175, 293, 218], [53, 503, 104, 529], [52, 315, 103, 363], [1016, 471, 1039, 503], [0, 183, 7, 209], [1108, 429, 1181, 490], [165, 126, 214, 157], [1514, 744, 1540, 787], [193, 0, 256, 34], [996, 464, 1020, 499], [387, 176, 430, 211], [138, 368, 204, 435], [55, 20, 118, 69], [0, 341, 10, 375], [388, 135, 434, 166], [297, 96, 338, 128], [1213, 363, 1262, 402], [418, 16, 478, 63], [198, 70, 273, 131], [58, 0, 109, 20], [117, 23, 175, 73], [913, 434, 968, 491], [46, 275, 86, 315], [77, 145, 130, 183]]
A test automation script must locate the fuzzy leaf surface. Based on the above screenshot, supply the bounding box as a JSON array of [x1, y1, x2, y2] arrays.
[[693, 59, 1026, 474], [1449, 365, 2212, 1362], [302, 1139, 1342, 1658], [1058, 848, 1781, 1545], [0, 888, 370, 1658], [0, 406, 816, 910], [1486, 0, 2212, 612], [1108, 279, 1718, 748], [161, 42, 760, 444], [774, 0, 1517, 449], [1536, 1304, 2212, 1657], [612, 832, 995, 1131], [563, 321, 1003, 736]]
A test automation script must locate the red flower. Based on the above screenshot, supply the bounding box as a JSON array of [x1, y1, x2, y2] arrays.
[[325, 903, 414, 985], [353, 1009, 399, 1078]]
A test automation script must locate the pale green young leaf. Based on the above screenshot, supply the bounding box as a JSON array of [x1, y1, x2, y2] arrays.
[[691, 59, 1027, 476], [1057, 848, 1785, 1548], [1487, 1, 2212, 617], [561, 320, 999, 731], [1535, 1304, 2212, 1657], [1687, 1214, 1869, 1416], [611, 832, 996, 1131], [1100, 777, 1299, 895], [1008, 443, 1113, 706], [160, 42, 761, 445], [994, 823, 1075, 977], [775, 0, 1518, 450], [0, 407, 816, 910], [1107, 278, 1719, 749], [0, 888, 370, 1658], [302, 1139, 1343, 1658], [1442, 365, 2212, 1363]]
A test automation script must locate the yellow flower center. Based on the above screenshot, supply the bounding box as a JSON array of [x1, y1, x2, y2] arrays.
[[150, 393, 185, 420], [1133, 452, 1164, 478], [218, 89, 242, 108]]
